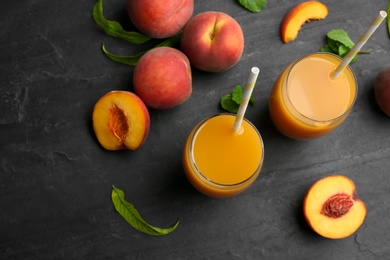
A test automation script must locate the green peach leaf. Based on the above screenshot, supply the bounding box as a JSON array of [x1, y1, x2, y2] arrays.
[[231, 85, 244, 104], [92, 0, 150, 44], [111, 186, 179, 236], [238, 0, 266, 13], [320, 45, 333, 53], [250, 96, 257, 105], [102, 43, 143, 66], [320, 29, 360, 63], [326, 38, 340, 53], [327, 29, 355, 49], [102, 33, 182, 66], [221, 93, 239, 113], [387, 0, 390, 37], [232, 85, 256, 105], [220, 85, 256, 113], [338, 44, 350, 57]]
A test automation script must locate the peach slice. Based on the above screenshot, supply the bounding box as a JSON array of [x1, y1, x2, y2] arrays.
[[92, 91, 150, 150], [280, 1, 328, 43], [303, 175, 366, 239]]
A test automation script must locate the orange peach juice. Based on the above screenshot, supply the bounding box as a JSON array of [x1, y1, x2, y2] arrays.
[[182, 114, 264, 198], [269, 52, 357, 140]]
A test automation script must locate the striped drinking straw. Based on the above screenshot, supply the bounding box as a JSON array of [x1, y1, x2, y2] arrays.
[[332, 10, 387, 79], [232, 67, 260, 134]]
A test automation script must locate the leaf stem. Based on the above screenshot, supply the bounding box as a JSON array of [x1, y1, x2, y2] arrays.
[[357, 50, 371, 54]]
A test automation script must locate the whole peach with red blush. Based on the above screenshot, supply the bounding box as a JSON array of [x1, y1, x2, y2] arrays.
[[127, 0, 194, 39], [133, 47, 192, 110], [180, 11, 244, 72]]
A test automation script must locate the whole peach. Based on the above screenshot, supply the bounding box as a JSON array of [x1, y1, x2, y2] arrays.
[[133, 47, 192, 109], [374, 66, 390, 117], [127, 0, 194, 39], [180, 11, 244, 72]]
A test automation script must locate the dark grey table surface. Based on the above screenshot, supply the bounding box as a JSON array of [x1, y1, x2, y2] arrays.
[[1, 0, 390, 259]]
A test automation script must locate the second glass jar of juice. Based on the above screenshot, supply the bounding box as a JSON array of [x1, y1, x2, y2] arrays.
[[182, 114, 264, 198], [269, 52, 357, 140]]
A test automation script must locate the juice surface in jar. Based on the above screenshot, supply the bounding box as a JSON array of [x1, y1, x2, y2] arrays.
[[269, 52, 357, 140], [182, 114, 264, 198]]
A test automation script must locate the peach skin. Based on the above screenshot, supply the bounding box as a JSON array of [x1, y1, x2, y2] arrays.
[[133, 47, 192, 110], [180, 11, 244, 72], [127, 0, 194, 39]]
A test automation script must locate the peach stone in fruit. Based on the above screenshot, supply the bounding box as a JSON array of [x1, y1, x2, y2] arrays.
[[280, 1, 328, 43], [180, 11, 244, 72], [133, 47, 192, 110], [303, 175, 366, 239], [92, 91, 150, 150], [127, 0, 194, 39]]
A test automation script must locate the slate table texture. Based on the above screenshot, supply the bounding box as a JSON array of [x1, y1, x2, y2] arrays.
[[1, 0, 390, 259]]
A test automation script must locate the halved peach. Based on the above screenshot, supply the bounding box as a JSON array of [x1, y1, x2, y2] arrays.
[[303, 175, 366, 239], [92, 91, 150, 150], [280, 1, 328, 43]]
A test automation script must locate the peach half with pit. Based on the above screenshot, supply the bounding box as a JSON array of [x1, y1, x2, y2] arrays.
[[303, 175, 366, 239], [92, 91, 150, 151], [280, 1, 328, 43], [180, 11, 244, 72], [127, 0, 194, 39]]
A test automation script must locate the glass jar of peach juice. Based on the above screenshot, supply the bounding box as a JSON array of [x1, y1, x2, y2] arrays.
[[182, 114, 264, 198], [269, 52, 357, 140]]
